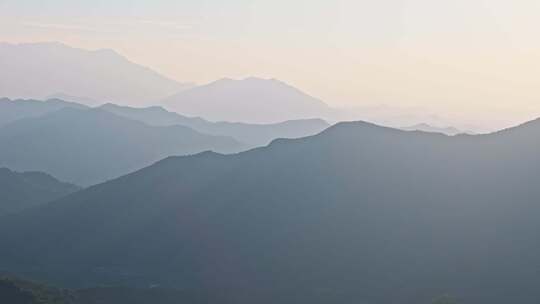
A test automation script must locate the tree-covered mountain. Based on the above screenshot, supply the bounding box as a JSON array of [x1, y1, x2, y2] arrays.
[[0, 277, 77, 304], [0, 108, 243, 186], [0, 277, 209, 304], [99, 103, 329, 147], [0, 42, 191, 106], [1, 119, 540, 303], [0, 168, 80, 216], [161, 77, 331, 124]]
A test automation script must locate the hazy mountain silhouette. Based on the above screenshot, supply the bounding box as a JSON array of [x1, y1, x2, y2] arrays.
[[0, 98, 87, 127], [402, 123, 466, 136], [162, 77, 331, 124], [46, 93, 103, 107], [0, 108, 243, 185], [99, 103, 329, 147], [98, 102, 209, 126], [2, 119, 540, 303], [0, 168, 79, 215], [0, 42, 191, 106]]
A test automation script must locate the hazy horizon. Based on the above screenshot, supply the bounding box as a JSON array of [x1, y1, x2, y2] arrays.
[[2, 0, 540, 129]]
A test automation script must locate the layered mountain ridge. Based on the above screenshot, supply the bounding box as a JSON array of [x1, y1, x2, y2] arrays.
[[1, 118, 539, 303]]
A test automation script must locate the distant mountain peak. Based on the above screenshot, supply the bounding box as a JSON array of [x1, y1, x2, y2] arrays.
[[321, 120, 389, 134], [206, 77, 283, 88], [92, 47, 122, 57], [0, 41, 191, 106], [242, 76, 281, 83], [162, 77, 329, 124], [213, 76, 274, 83], [402, 123, 464, 136]]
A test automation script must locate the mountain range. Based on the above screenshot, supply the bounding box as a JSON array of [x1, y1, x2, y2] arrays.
[[0, 107, 242, 185], [0, 98, 329, 185], [0, 41, 482, 135], [99, 103, 329, 147], [0, 97, 87, 127], [3, 40, 533, 304], [1, 118, 539, 303], [0, 168, 79, 216], [0, 41, 484, 132], [0, 42, 191, 106]]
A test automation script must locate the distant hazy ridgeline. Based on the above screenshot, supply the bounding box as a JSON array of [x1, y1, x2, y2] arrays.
[[162, 77, 332, 124], [99, 103, 329, 147], [0, 97, 87, 127], [0, 42, 191, 106], [0, 107, 242, 186], [0, 98, 330, 185]]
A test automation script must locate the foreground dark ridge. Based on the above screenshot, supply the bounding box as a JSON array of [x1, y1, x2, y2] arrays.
[[0, 276, 211, 304], [1, 118, 540, 304]]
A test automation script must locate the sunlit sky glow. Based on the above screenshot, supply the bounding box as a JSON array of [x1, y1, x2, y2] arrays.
[[2, 0, 540, 125]]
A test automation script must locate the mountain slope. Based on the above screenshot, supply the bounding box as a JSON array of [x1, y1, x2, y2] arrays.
[[0, 42, 190, 106], [0, 277, 76, 304], [162, 77, 331, 124], [99, 103, 329, 147], [0, 108, 243, 185], [98, 103, 209, 127], [0, 98, 87, 127], [1, 120, 540, 303], [0, 168, 80, 215], [0, 277, 210, 304]]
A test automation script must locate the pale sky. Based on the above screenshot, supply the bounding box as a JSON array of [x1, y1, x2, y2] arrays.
[[2, 0, 540, 125]]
